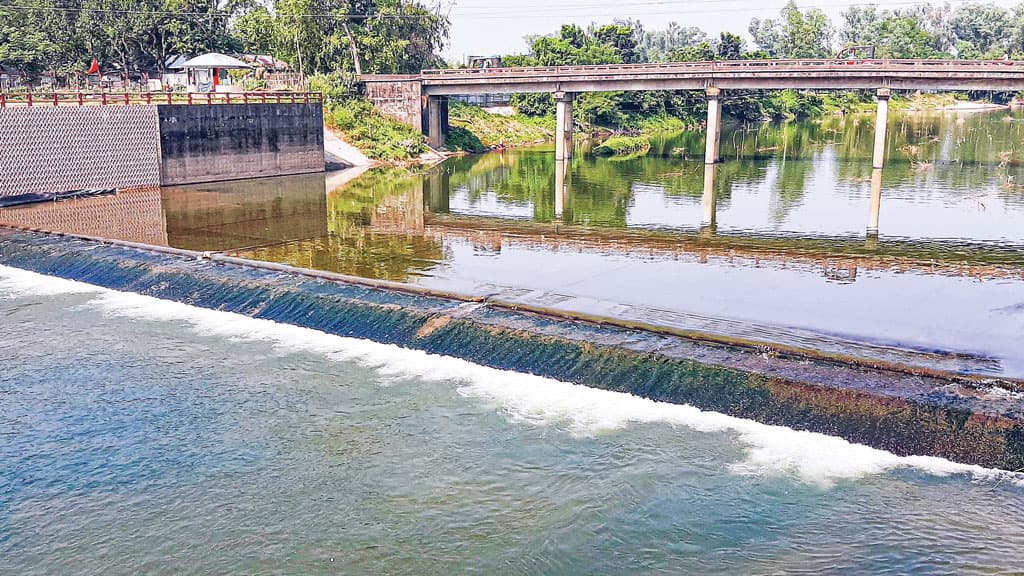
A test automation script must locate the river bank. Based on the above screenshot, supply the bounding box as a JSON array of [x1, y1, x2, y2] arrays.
[[325, 89, 1015, 167]]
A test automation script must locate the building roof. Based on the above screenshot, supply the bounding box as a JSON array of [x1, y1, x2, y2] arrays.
[[171, 53, 251, 70], [242, 54, 291, 70]]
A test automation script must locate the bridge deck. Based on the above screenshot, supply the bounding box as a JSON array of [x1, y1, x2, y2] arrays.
[[375, 59, 1024, 94]]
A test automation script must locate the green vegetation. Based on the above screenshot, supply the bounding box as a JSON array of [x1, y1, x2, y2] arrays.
[[446, 101, 554, 152], [594, 136, 652, 157], [0, 0, 447, 78], [312, 73, 427, 162]]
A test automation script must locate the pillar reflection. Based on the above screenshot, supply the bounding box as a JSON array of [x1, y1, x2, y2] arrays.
[[701, 163, 718, 235], [867, 167, 883, 235], [554, 158, 571, 220]]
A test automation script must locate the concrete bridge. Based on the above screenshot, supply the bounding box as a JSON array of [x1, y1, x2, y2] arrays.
[[366, 59, 1024, 158], [365, 58, 1024, 232]]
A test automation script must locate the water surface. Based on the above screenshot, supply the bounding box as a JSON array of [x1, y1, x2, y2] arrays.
[[2, 265, 1023, 575], [3, 111, 1024, 376]]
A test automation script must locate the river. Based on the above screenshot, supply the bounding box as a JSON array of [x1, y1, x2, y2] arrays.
[[2, 111, 1024, 573], [1, 264, 1023, 574]]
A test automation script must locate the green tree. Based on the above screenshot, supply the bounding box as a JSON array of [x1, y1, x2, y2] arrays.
[[716, 32, 744, 60], [950, 2, 1010, 56], [639, 21, 706, 61], [750, 1, 832, 58], [591, 23, 641, 63]]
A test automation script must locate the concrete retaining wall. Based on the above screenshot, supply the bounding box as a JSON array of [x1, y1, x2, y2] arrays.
[[365, 78, 423, 130], [0, 106, 161, 197], [0, 103, 325, 198], [158, 103, 325, 185]]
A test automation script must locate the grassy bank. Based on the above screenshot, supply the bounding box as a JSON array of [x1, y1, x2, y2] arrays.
[[446, 101, 555, 152], [324, 98, 428, 162], [311, 74, 428, 163]]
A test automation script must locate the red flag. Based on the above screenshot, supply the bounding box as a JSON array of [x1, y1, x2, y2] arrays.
[[86, 58, 99, 75]]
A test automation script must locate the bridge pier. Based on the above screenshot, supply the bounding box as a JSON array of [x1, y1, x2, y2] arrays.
[[872, 88, 890, 169], [426, 95, 448, 149], [555, 92, 574, 161], [704, 88, 722, 164]]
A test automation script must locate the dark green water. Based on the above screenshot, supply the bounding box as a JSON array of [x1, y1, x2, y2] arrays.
[[2, 265, 1024, 575]]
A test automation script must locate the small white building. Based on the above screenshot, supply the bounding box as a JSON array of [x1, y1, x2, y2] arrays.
[[170, 53, 251, 93]]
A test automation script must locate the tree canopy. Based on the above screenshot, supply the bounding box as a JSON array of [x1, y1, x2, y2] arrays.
[[0, 0, 448, 77]]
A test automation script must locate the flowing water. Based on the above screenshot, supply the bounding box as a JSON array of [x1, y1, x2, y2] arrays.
[[2, 264, 1024, 575], [3, 111, 1024, 572]]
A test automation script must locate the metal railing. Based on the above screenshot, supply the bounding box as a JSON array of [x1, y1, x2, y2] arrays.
[[0, 91, 324, 108], [421, 59, 1024, 79]]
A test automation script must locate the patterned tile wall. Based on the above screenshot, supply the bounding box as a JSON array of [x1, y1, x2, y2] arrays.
[[0, 106, 161, 197]]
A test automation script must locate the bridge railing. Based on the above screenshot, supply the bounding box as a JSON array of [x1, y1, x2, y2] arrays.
[[421, 59, 1024, 78], [0, 91, 324, 108]]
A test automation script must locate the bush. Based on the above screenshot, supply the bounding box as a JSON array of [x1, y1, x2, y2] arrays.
[[324, 93, 427, 161], [594, 135, 651, 156], [447, 101, 554, 149], [445, 126, 487, 152]]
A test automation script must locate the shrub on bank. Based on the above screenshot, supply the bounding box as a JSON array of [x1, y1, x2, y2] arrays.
[[593, 135, 652, 156], [447, 101, 554, 151], [311, 73, 429, 162]]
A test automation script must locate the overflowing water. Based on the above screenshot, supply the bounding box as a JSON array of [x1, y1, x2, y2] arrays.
[[2, 264, 1024, 574]]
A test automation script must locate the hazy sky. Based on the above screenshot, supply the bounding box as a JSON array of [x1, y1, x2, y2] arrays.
[[440, 0, 1013, 62]]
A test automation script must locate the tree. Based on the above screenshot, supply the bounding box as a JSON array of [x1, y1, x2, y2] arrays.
[[0, 0, 68, 72], [591, 24, 640, 63], [950, 2, 1010, 56], [716, 32, 744, 60], [667, 41, 714, 62], [749, 17, 782, 56], [639, 21, 707, 61], [751, 1, 832, 58], [232, 0, 448, 76], [839, 5, 943, 59], [839, 5, 880, 46], [876, 17, 941, 59]]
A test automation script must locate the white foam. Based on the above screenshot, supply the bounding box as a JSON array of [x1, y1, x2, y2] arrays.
[[0, 264, 103, 297], [5, 264, 1022, 488]]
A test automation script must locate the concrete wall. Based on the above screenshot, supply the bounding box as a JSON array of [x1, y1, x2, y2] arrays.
[[0, 103, 326, 198], [364, 77, 423, 130], [158, 103, 325, 185], [0, 106, 161, 197]]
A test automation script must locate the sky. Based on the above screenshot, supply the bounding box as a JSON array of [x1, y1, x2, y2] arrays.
[[439, 0, 1015, 62]]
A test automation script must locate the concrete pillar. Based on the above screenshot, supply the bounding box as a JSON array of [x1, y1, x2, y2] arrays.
[[554, 159, 571, 220], [427, 96, 448, 149], [555, 92, 574, 161], [872, 88, 890, 170], [701, 163, 718, 232], [704, 87, 722, 165], [868, 167, 883, 233]]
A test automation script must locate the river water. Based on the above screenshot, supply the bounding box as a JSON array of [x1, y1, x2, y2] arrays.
[[3, 111, 1023, 377], [2, 264, 1024, 574]]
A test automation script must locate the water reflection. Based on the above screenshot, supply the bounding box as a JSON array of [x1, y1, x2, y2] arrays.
[[701, 164, 717, 233], [0, 173, 331, 252], [3, 111, 1024, 376]]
